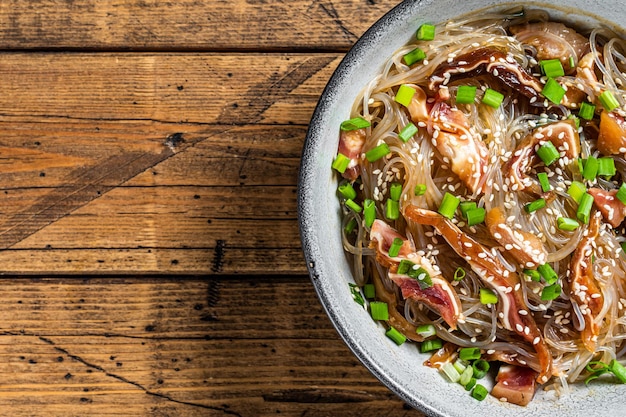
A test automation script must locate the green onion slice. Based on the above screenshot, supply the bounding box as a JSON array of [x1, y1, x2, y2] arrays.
[[441, 362, 461, 383], [557, 217, 579, 231], [395, 84, 416, 107], [599, 90, 620, 112], [345, 199, 362, 213], [578, 102, 596, 120], [403, 48, 427, 66], [363, 199, 376, 228], [340, 116, 371, 131], [459, 347, 481, 361], [416, 324, 437, 338], [542, 77, 566, 104], [370, 301, 389, 321], [331, 153, 351, 173], [537, 172, 551, 192], [577, 192, 594, 224], [459, 365, 474, 386], [414, 184, 427, 196], [523, 268, 542, 282], [472, 360, 490, 379], [338, 182, 357, 200], [536, 141, 560, 166], [479, 288, 498, 305], [390, 182, 402, 201], [438, 192, 460, 219], [540, 59, 565, 78], [388, 237, 404, 258], [482, 88, 504, 108], [420, 338, 443, 353], [349, 283, 365, 306], [598, 157, 616, 177], [567, 180, 586, 203], [541, 283, 562, 301], [456, 85, 477, 104], [582, 155, 599, 181], [416, 23, 436, 40], [459, 201, 477, 219], [538, 263, 558, 285], [385, 199, 399, 220], [471, 384, 489, 401], [398, 122, 419, 142], [453, 267, 466, 281], [385, 326, 407, 346], [365, 143, 390, 162], [616, 183, 626, 205], [524, 198, 546, 213], [363, 283, 375, 299], [466, 207, 486, 226]]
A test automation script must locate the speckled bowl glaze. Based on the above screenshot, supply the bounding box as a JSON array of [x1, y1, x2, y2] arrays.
[[298, 1, 626, 415]]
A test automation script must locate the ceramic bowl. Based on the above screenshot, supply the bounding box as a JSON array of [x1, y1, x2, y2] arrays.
[[298, 1, 626, 415]]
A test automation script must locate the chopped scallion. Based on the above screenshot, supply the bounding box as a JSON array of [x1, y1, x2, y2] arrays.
[[338, 182, 357, 200], [523, 268, 541, 282], [340, 116, 371, 131], [541, 283, 562, 301], [420, 338, 443, 353], [363, 199, 376, 228], [365, 143, 390, 162], [456, 85, 477, 104], [481, 88, 504, 108], [578, 102, 596, 120], [598, 157, 616, 177], [576, 192, 594, 224], [385, 198, 399, 220], [542, 77, 566, 104], [459, 347, 481, 361], [403, 47, 427, 66], [567, 180, 586, 203], [599, 90, 620, 112], [438, 192, 460, 219], [414, 184, 427, 196], [536, 141, 560, 166], [363, 283, 375, 299], [479, 288, 498, 305], [398, 122, 418, 142], [466, 207, 486, 226], [459, 201, 477, 219], [395, 84, 416, 107], [416, 324, 437, 338], [537, 172, 551, 192], [540, 59, 565, 78], [344, 218, 357, 234], [569, 56, 575, 68], [538, 263, 558, 285], [524, 198, 546, 213], [388, 237, 404, 258], [370, 301, 389, 321], [453, 358, 468, 374], [582, 155, 599, 181], [345, 199, 362, 213], [465, 377, 477, 391], [616, 183, 626, 205], [390, 182, 402, 201], [557, 217, 580, 231], [471, 384, 488, 401], [349, 283, 364, 306], [453, 267, 466, 281], [412, 267, 433, 289], [609, 359, 626, 383], [385, 326, 407, 345], [331, 153, 351, 173], [472, 360, 490, 379], [441, 362, 461, 383], [397, 259, 413, 275], [416, 23, 436, 40], [459, 364, 474, 386]]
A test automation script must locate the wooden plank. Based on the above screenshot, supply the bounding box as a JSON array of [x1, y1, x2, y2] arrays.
[[0, 53, 340, 125], [0, 0, 399, 51], [0, 277, 424, 416], [0, 51, 325, 274]]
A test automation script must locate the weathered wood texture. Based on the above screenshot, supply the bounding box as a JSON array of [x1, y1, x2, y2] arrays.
[[0, 0, 427, 416], [0, 0, 401, 51], [0, 277, 421, 416]]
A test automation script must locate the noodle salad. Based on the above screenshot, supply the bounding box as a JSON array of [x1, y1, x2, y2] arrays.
[[332, 8, 626, 406]]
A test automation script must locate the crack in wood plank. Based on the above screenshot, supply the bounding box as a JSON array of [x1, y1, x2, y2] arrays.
[[34, 335, 243, 416]]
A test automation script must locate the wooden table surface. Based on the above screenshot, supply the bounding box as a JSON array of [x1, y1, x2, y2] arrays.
[[0, 1, 427, 415]]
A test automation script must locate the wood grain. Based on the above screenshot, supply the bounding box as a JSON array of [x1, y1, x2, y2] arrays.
[[0, 277, 423, 416], [0, 0, 400, 51]]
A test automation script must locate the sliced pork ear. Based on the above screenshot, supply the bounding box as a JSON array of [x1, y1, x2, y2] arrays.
[[588, 188, 626, 228], [568, 213, 605, 352], [505, 119, 580, 195], [337, 127, 367, 180], [491, 365, 538, 406], [510, 22, 589, 73], [428, 47, 544, 102], [390, 274, 462, 329], [404, 206, 553, 383], [598, 110, 626, 156], [485, 207, 548, 269], [429, 102, 488, 194]]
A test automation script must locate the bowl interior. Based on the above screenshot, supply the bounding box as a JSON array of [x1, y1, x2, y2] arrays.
[[298, 1, 626, 416]]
